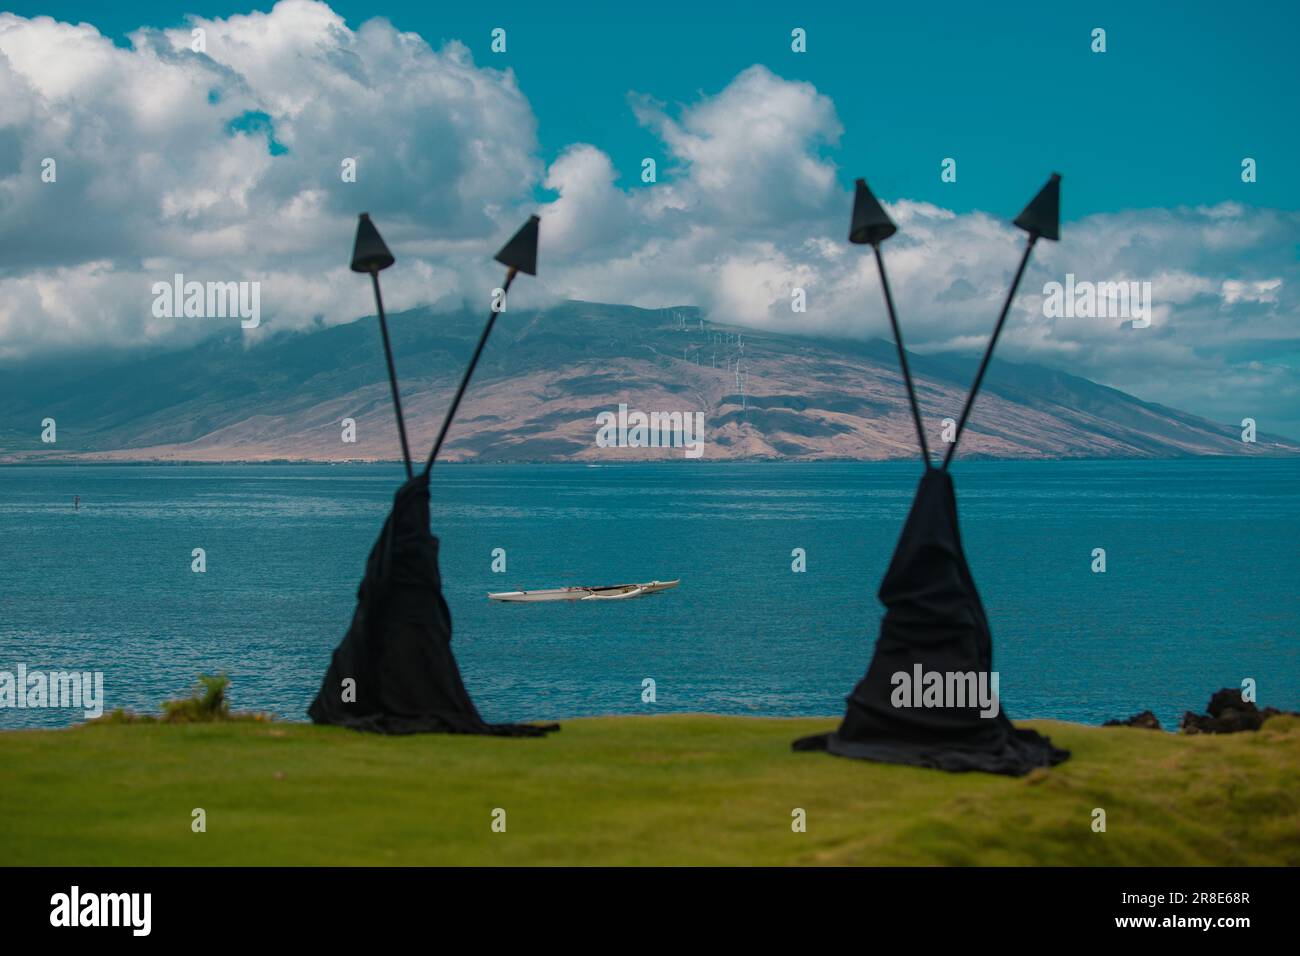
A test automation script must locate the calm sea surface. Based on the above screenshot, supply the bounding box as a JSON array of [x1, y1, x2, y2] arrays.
[[1, 460, 1296, 729]]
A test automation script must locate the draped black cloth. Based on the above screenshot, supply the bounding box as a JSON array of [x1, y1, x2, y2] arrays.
[[794, 469, 1067, 775], [309, 474, 558, 737]]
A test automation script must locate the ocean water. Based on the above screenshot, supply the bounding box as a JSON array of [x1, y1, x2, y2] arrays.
[[0, 460, 1296, 730]]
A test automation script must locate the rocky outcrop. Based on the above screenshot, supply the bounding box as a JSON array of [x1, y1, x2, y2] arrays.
[[1180, 688, 1298, 735], [1103, 710, 1162, 730]]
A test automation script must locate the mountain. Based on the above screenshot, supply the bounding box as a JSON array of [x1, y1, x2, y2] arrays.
[[1, 301, 1296, 462]]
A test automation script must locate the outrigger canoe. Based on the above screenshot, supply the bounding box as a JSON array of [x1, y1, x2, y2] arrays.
[[488, 579, 680, 603]]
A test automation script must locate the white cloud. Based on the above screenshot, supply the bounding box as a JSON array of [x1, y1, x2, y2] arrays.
[[0, 3, 1296, 434], [1222, 278, 1283, 305], [0, 1, 539, 354], [538, 144, 630, 263], [630, 65, 842, 227]]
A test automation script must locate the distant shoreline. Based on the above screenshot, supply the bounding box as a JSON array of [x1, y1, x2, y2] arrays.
[[2, 452, 1298, 468]]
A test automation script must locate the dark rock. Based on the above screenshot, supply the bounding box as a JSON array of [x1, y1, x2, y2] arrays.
[[1180, 688, 1298, 735], [1103, 710, 1162, 730], [1206, 688, 1254, 719]]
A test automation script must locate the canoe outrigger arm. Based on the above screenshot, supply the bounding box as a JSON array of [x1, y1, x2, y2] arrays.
[[488, 580, 680, 603]]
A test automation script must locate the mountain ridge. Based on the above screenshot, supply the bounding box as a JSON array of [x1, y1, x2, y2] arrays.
[[1, 300, 1296, 462]]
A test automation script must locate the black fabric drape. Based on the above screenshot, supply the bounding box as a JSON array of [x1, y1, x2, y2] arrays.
[[309, 474, 558, 737], [794, 469, 1067, 775]]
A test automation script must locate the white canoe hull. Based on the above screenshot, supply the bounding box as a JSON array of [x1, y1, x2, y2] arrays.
[[639, 579, 680, 594], [488, 579, 680, 603], [581, 585, 645, 600]]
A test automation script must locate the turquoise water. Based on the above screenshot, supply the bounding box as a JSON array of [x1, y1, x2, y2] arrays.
[[0, 460, 1296, 729]]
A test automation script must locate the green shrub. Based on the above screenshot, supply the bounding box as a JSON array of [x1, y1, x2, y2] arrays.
[[89, 673, 271, 724], [161, 673, 231, 722]]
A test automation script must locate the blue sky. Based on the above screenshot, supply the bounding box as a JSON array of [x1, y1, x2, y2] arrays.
[[0, 1, 1297, 436], [12, 0, 1300, 218]]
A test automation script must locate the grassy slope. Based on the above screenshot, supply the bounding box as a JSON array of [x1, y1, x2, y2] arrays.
[[1, 715, 1297, 866]]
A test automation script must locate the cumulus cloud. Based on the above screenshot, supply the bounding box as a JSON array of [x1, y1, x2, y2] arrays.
[[0, 3, 1295, 433], [0, 1, 541, 357], [532, 71, 1299, 434], [630, 65, 842, 228]]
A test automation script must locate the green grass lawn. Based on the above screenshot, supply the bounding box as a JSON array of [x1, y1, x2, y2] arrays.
[[2, 715, 1297, 865]]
